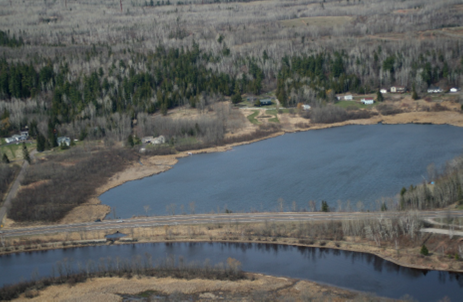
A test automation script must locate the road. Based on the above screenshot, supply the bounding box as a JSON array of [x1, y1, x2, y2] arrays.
[[0, 150, 36, 225], [1, 210, 463, 238]]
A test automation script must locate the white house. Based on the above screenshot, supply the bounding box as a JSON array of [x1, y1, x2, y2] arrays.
[[380, 88, 388, 94], [152, 135, 166, 145], [57, 136, 71, 147], [450, 88, 459, 93], [142, 136, 154, 144], [361, 98, 374, 105], [302, 104, 311, 111], [427, 86, 443, 93], [4, 137, 15, 144], [390, 86, 405, 93], [343, 95, 353, 101]]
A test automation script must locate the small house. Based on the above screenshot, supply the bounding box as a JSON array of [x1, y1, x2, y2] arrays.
[[390, 86, 405, 93], [142, 136, 154, 144], [427, 86, 443, 93], [361, 98, 374, 105], [302, 104, 311, 111], [259, 99, 272, 106], [380, 88, 388, 94], [20, 130, 29, 138], [343, 95, 353, 101], [4, 137, 15, 144], [450, 88, 459, 93], [152, 135, 166, 145], [11, 134, 21, 142], [57, 136, 71, 147]]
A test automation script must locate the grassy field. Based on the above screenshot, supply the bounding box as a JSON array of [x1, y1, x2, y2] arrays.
[[280, 16, 354, 28], [0, 142, 35, 163], [265, 109, 280, 123], [247, 110, 260, 125]]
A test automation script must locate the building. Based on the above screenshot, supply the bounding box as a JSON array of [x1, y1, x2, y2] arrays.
[[450, 88, 459, 93], [343, 95, 353, 101], [152, 135, 166, 145], [427, 86, 443, 93], [142, 136, 154, 144], [361, 98, 374, 105], [390, 86, 406, 93], [380, 88, 388, 94], [57, 136, 71, 147], [302, 104, 311, 111], [259, 99, 272, 106]]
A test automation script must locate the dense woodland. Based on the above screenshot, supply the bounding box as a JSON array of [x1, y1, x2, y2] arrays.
[[0, 0, 462, 149]]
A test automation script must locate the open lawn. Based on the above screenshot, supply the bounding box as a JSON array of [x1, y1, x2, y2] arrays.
[[265, 109, 280, 123], [247, 110, 260, 125], [0, 142, 35, 163]]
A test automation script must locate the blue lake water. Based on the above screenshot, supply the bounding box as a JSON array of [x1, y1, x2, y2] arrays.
[[100, 124, 463, 218], [1, 242, 462, 301]]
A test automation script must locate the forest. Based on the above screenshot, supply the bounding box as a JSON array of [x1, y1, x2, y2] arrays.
[[0, 0, 462, 149]]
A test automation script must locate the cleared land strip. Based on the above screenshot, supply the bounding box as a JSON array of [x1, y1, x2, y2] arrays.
[[2, 210, 463, 238]]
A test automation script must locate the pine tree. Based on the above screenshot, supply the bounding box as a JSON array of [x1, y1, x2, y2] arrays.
[[376, 90, 383, 102], [127, 135, 134, 147], [412, 85, 419, 100], [321, 200, 330, 212], [2, 153, 9, 163], [420, 245, 429, 256], [36, 133, 46, 152], [22, 142, 30, 163]]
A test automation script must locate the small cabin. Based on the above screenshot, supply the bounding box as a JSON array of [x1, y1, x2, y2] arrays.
[[390, 86, 405, 93], [380, 88, 388, 94], [427, 86, 443, 93], [343, 95, 353, 101], [260, 99, 272, 106], [302, 104, 311, 111], [361, 98, 374, 105], [57, 136, 71, 147]]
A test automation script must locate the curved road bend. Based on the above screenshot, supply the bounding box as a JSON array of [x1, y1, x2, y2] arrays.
[[1, 210, 463, 238]]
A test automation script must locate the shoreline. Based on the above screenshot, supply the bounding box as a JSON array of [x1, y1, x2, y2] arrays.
[[95, 110, 463, 204], [2, 234, 462, 274]]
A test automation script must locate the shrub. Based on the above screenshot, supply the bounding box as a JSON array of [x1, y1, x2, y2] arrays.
[[420, 245, 429, 256], [376, 104, 403, 116]]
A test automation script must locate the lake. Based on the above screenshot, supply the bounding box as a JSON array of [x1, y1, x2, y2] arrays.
[[1, 242, 462, 301], [100, 124, 463, 218]]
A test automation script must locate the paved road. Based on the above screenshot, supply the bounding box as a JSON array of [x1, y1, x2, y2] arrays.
[[0, 150, 37, 225], [1, 210, 463, 238]]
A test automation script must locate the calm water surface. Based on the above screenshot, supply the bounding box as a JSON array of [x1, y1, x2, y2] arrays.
[[1, 242, 462, 301], [101, 124, 463, 218]]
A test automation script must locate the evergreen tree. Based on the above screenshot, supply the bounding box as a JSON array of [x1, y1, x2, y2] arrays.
[[127, 135, 134, 147], [231, 85, 242, 104], [2, 153, 9, 163], [420, 245, 429, 256], [412, 85, 419, 100], [22, 142, 30, 163], [36, 133, 46, 152], [376, 90, 383, 102], [321, 200, 330, 212]]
